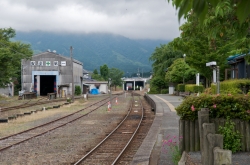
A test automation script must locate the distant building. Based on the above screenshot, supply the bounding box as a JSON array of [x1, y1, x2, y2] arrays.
[[21, 51, 83, 97], [226, 53, 250, 79]]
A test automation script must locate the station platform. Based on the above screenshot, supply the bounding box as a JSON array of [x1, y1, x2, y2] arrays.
[[131, 94, 184, 165]]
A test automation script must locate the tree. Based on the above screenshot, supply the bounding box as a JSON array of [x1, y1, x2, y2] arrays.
[[149, 76, 167, 94], [149, 43, 183, 92], [91, 69, 104, 81], [100, 64, 109, 81], [168, 0, 250, 24], [0, 28, 32, 89], [170, 4, 250, 82], [93, 69, 98, 74], [109, 68, 124, 91], [165, 58, 197, 84]]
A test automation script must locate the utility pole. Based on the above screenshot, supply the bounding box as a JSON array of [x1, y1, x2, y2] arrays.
[[70, 46, 74, 102]]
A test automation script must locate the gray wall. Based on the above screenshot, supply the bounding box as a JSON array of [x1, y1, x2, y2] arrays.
[[21, 51, 83, 95]]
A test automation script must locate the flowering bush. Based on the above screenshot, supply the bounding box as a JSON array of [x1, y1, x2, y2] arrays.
[[162, 135, 182, 165], [175, 93, 250, 121]]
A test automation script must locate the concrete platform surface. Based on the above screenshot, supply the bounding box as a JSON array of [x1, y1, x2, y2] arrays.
[[131, 94, 183, 165]]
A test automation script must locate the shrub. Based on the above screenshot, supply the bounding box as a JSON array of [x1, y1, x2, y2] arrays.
[[75, 85, 81, 95], [148, 87, 159, 94], [185, 84, 204, 93], [218, 117, 242, 153], [161, 89, 169, 94], [175, 94, 250, 121], [177, 84, 185, 92], [211, 79, 250, 94]]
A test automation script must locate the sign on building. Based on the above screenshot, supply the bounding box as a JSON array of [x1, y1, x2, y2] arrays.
[[30, 61, 36, 66], [54, 61, 58, 66], [45, 61, 51, 66], [38, 61, 43, 66], [61, 61, 66, 66]]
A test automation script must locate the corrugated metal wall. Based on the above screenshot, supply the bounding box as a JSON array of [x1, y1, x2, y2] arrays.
[[21, 51, 83, 96]]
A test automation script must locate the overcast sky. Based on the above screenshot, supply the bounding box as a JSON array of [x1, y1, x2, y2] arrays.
[[0, 0, 183, 40]]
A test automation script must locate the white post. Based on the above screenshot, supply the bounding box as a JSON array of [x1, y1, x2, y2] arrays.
[[196, 73, 200, 85], [37, 75, 40, 96], [213, 68, 217, 83]]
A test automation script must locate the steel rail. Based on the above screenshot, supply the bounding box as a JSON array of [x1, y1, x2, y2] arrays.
[[0, 96, 115, 152], [74, 93, 143, 165], [111, 93, 144, 165]]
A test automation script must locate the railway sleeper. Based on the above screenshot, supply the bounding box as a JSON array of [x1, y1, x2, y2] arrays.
[[0, 118, 8, 123], [53, 105, 60, 108]]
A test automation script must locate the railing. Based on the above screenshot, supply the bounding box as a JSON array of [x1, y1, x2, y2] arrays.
[[179, 118, 250, 152], [144, 94, 156, 114]]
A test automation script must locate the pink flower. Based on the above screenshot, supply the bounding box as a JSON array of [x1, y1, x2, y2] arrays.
[[228, 93, 232, 96], [191, 105, 195, 111], [213, 104, 216, 108], [246, 110, 250, 114]]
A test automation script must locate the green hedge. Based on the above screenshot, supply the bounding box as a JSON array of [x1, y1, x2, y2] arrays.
[[177, 84, 185, 92], [185, 84, 204, 93], [211, 79, 250, 94], [161, 89, 169, 94], [175, 94, 250, 121], [75, 85, 81, 95]]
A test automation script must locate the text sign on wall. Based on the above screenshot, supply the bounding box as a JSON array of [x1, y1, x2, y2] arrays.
[[61, 61, 66, 66], [30, 61, 36, 66]]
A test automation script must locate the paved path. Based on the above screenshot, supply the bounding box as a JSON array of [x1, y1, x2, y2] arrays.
[[131, 94, 184, 165]]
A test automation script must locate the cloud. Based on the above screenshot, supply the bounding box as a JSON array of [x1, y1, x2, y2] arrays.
[[0, 0, 182, 40]]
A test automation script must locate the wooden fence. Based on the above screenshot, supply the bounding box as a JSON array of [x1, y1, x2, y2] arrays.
[[179, 118, 250, 152]]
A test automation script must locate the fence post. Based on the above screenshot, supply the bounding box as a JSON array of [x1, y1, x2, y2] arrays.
[[213, 147, 232, 165], [185, 120, 190, 152], [240, 121, 246, 151], [179, 120, 185, 153], [198, 108, 209, 163], [194, 120, 200, 151], [246, 121, 250, 151], [190, 120, 195, 151], [202, 123, 215, 165]]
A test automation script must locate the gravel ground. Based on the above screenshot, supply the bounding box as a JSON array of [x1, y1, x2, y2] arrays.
[[0, 94, 131, 164], [186, 151, 250, 165]]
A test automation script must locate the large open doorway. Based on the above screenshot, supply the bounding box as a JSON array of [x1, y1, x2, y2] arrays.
[[40, 75, 56, 96]]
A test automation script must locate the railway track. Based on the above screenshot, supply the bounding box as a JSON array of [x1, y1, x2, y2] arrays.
[[0, 93, 124, 113], [0, 96, 115, 152], [0, 97, 66, 112], [74, 93, 144, 165]]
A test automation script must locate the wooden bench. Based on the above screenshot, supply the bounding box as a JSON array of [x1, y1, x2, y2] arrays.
[[179, 91, 191, 97]]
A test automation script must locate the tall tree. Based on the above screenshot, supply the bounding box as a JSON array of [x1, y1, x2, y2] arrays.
[[0, 28, 32, 89], [171, 2, 250, 82], [168, 0, 250, 24], [91, 69, 104, 81], [165, 58, 197, 84], [100, 64, 109, 81], [109, 68, 124, 91], [149, 43, 183, 92]]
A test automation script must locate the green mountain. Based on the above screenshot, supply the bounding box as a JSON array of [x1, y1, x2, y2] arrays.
[[15, 31, 169, 74]]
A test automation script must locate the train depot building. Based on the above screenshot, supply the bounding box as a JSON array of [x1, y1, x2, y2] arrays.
[[21, 51, 85, 97]]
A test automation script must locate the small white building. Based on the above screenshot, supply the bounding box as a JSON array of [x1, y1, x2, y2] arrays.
[[83, 81, 108, 94]]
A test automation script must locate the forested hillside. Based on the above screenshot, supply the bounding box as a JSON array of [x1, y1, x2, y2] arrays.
[[14, 31, 169, 74]]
